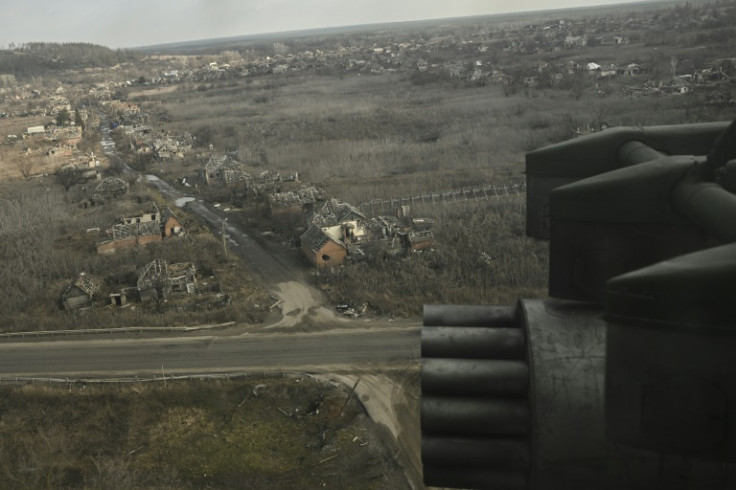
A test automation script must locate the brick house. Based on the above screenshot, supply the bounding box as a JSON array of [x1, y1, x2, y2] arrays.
[[300, 225, 347, 268], [299, 198, 367, 267], [161, 207, 184, 237]]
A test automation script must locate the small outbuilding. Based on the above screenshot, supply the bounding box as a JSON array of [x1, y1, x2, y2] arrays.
[[62, 272, 102, 311]]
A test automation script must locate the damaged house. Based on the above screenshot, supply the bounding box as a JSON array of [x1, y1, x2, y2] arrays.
[[309, 198, 367, 244], [300, 225, 348, 269], [204, 155, 252, 187], [137, 259, 196, 302], [151, 137, 187, 160], [96, 202, 163, 254], [268, 185, 324, 219], [252, 169, 283, 196], [96, 202, 184, 254], [161, 206, 185, 237], [62, 272, 102, 311], [364, 209, 436, 253], [93, 176, 129, 203], [300, 198, 366, 268], [397, 209, 436, 252]]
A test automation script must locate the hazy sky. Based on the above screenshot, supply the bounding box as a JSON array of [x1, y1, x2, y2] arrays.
[[1, 0, 643, 49]]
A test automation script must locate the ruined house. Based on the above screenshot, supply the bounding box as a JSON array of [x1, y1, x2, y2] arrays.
[[308, 198, 367, 244], [364, 216, 400, 240], [299, 198, 367, 268], [62, 272, 101, 310], [404, 229, 435, 252], [49, 127, 82, 147], [137, 259, 196, 302], [268, 186, 324, 219], [300, 225, 347, 268], [93, 176, 129, 202], [396, 214, 435, 252], [204, 155, 252, 187], [96, 202, 163, 254], [253, 169, 283, 195], [363, 212, 435, 253], [151, 137, 187, 160]]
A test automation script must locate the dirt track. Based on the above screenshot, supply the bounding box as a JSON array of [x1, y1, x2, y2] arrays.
[[267, 280, 345, 329], [331, 367, 423, 488]]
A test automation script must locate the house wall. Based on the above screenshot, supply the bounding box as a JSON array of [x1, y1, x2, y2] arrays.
[[270, 204, 302, 218], [97, 236, 136, 255], [410, 239, 434, 252], [163, 217, 183, 237], [122, 211, 160, 225], [320, 221, 366, 243], [63, 295, 91, 311], [96, 234, 162, 254], [301, 240, 347, 268], [323, 224, 344, 242], [345, 220, 367, 241], [138, 234, 163, 246]]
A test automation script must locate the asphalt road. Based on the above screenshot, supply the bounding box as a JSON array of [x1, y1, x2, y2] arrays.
[[0, 328, 420, 378], [0, 126, 423, 383]]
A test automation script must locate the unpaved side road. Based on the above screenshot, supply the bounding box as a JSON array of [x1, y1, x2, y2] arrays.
[[331, 365, 423, 489]]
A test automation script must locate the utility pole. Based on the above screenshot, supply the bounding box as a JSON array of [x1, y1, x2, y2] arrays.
[[221, 218, 229, 262]]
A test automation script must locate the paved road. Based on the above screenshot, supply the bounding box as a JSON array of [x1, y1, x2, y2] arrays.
[[0, 328, 420, 377], [102, 124, 337, 324], [146, 175, 296, 285], [103, 124, 298, 287]]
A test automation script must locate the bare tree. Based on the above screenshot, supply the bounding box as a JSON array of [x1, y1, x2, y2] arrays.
[[56, 166, 84, 192], [592, 104, 611, 130], [15, 154, 34, 179]]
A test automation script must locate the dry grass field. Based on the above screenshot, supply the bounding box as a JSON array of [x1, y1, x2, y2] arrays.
[[0, 375, 409, 489]]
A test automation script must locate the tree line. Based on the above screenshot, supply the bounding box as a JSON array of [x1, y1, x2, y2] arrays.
[[0, 42, 142, 80]]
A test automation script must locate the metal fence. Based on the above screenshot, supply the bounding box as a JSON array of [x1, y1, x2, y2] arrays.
[[359, 182, 526, 215]]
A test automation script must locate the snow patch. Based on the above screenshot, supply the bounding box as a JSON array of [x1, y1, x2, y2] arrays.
[[175, 197, 195, 207]]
